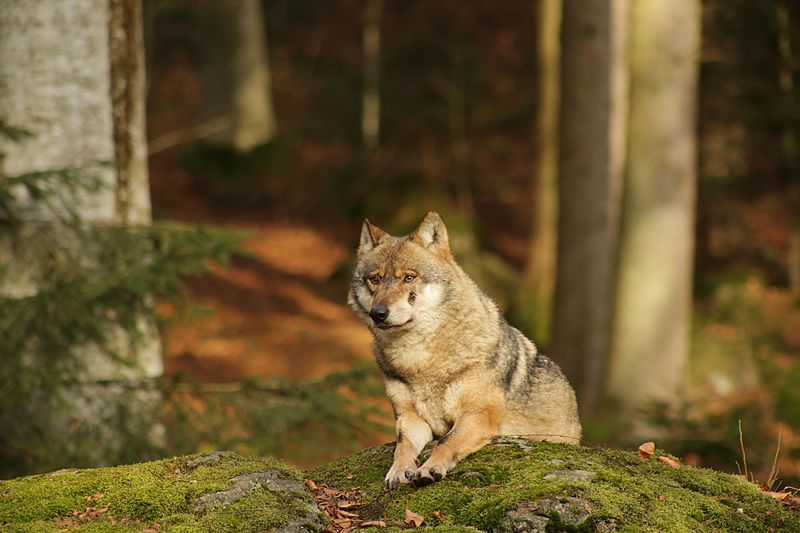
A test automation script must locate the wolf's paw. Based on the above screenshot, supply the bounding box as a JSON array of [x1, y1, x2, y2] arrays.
[[411, 465, 446, 487], [384, 463, 417, 490]]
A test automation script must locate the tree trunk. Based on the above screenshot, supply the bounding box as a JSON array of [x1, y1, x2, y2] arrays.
[[552, 0, 627, 416], [776, 3, 800, 297], [522, 0, 561, 346], [608, 0, 700, 412], [362, 0, 383, 152], [0, 0, 162, 472], [198, 0, 277, 153]]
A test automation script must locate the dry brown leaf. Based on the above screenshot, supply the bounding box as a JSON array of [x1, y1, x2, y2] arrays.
[[404, 508, 425, 528], [638, 441, 655, 459], [304, 479, 318, 492], [360, 520, 387, 527], [764, 491, 789, 501], [431, 511, 443, 520], [657, 455, 682, 469], [657, 495, 665, 502]]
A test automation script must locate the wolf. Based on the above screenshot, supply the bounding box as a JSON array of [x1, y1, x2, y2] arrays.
[[348, 211, 582, 488]]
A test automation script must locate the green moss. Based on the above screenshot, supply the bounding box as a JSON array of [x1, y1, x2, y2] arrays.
[[3, 441, 799, 532], [309, 439, 800, 532], [0, 452, 313, 532]]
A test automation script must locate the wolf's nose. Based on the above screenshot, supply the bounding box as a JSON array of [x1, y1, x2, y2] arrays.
[[369, 304, 389, 323]]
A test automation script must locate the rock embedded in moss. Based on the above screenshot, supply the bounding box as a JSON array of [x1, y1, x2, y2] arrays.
[[2, 440, 799, 532], [310, 438, 800, 532], [0, 451, 325, 532]]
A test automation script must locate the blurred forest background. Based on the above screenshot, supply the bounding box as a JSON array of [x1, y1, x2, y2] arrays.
[[2, 0, 800, 491]]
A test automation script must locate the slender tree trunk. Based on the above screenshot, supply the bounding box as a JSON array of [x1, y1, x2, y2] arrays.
[[552, 0, 627, 417], [776, 3, 800, 297], [0, 0, 162, 472], [608, 0, 700, 412], [523, 0, 561, 346], [198, 0, 277, 153], [362, 0, 383, 152]]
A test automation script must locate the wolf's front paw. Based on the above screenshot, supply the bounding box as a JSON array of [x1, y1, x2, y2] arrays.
[[411, 465, 446, 487], [385, 463, 417, 489]]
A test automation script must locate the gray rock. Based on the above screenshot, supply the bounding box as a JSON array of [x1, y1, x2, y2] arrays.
[[192, 469, 325, 531], [192, 470, 306, 512], [495, 510, 550, 532], [535, 497, 592, 527], [544, 469, 597, 483], [186, 451, 237, 470], [494, 436, 536, 451], [494, 497, 594, 532]]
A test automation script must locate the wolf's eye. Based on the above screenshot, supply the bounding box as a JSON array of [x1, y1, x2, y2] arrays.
[[368, 275, 381, 284], [403, 274, 417, 283]]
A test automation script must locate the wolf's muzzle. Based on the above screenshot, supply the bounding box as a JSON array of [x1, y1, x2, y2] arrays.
[[369, 303, 390, 324]]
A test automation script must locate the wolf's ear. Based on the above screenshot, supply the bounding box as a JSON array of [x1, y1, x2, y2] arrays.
[[358, 219, 387, 255], [411, 211, 451, 257]]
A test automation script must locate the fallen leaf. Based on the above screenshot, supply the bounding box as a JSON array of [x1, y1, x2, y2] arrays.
[[432, 511, 443, 520], [638, 442, 655, 459], [404, 508, 424, 528], [304, 479, 318, 492], [360, 520, 386, 527], [658, 495, 665, 502], [764, 491, 789, 501], [657, 455, 682, 469]]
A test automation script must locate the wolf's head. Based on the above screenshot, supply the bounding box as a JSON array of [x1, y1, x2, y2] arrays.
[[348, 211, 455, 335]]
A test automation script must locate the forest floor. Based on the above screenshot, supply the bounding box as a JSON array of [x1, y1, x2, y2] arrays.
[[147, 145, 800, 481], [148, 151, 395, 466]]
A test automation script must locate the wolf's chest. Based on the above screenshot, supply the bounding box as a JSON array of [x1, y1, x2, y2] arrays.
[[409, 381, 460, 438]]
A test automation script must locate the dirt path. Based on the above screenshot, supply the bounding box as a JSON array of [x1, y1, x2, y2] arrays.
[[161, 221, 373, 382]]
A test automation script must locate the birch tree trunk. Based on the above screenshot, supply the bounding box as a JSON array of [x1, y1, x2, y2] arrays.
[[0, 0, 162, 473], [552, 0, 627, 416], [608, 0, 700, 412], [198, 0, 277, 153]]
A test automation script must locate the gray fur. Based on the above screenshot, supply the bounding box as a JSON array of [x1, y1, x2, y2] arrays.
[[348, 211, 581, 487]]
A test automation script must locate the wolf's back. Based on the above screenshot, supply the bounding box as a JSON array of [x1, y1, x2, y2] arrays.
[[467, 287, 581, 442]]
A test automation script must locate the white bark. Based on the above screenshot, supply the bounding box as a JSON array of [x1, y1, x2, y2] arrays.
[[0, 0, 162, 469], [198, 0, 277, 153], [608, 0, 700, 411], [231, 0, 277, 151]]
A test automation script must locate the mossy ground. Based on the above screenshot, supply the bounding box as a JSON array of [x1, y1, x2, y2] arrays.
[[2, 441, 797, 532], [0, 452, 317, 532], [309, 439, 800, 532]]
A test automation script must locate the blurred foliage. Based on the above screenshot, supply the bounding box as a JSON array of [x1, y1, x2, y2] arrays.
[[0, 127, 388, 476], [0, 222, 243, 403], [644, 278, 800, 486], [163, 364, 389, 466], [144, 0, 800, 480]]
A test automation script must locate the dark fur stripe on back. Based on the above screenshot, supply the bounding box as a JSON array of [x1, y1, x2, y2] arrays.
[[501, 327, 522, 392]]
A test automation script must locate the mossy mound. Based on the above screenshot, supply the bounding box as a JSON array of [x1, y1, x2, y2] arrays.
[[0, 451, 324, 532], [309, 438, 800, 532], [1, 440, 798, 532]]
